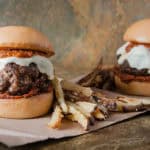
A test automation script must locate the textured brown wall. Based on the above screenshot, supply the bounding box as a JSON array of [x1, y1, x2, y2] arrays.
[[0, 0, 150, 78]]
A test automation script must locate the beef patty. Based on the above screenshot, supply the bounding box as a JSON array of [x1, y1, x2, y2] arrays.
[[117, 42, 150, 76], [118, 60, 149, 76], [114, 66, 150, 83], [0, 63, 51, 97]]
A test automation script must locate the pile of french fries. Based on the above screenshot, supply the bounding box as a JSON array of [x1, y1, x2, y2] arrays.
[[48, 77, 107, 130], [48, 58, 149, 130], [48, 77, 149, 130]]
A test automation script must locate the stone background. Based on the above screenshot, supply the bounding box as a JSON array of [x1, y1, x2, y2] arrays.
[[0, 0, 150, 78]]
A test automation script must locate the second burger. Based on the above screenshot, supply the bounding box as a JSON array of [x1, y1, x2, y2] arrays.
[[114, 19, 150, 96]]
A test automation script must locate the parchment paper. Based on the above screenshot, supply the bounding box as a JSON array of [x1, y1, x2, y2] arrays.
[[0, 89, 149, 147]]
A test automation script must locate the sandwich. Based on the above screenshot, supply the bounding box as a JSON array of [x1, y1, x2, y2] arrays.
[[114, 19, 150, 96], [0, 26, 54, 118]]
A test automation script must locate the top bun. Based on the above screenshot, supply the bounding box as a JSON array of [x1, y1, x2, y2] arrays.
[[124, 19, 150, 43], [0, 26, 54, 56]]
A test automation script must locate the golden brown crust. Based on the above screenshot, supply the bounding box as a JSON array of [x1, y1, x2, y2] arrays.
[[0, 26, 54, 56], [0, 49, 48, 58], [0, 92, 53, 119], [115, 75, 150, 96], [124, 19, 150, 43]]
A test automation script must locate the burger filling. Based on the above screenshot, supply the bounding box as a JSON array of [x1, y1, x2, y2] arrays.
[[0, 55, 54, 98], [115, 42, 150, 82]]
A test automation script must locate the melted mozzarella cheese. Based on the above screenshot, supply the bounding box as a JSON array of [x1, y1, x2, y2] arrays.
[[117, 42, 150, 73], [0, 56, 54, 79]]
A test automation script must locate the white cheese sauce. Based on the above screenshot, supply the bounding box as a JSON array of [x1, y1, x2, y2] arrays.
[[0, 56, 54, 79], [116, 42, 129, 56], [117, 42, 150, 73]]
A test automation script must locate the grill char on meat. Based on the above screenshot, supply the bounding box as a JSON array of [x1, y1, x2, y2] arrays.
[[0, 63, 51, 96], [117, 42, 150, 76], [119, 60, 149, 76]]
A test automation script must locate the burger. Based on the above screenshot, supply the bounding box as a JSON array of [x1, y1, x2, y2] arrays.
[[114, 19, 150, 96], [0, 26, 54, 118]]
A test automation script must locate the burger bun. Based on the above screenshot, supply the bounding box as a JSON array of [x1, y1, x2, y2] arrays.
[[124, 19, 150, 44], [115, 75, 150, 96], [0, 92, 53, 119]]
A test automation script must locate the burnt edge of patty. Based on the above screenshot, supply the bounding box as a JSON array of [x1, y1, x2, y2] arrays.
[[116, 42, 150, 76], [114, 66, 150, 83], [117, 60, 149, 76], [0, 63, 52, 98]]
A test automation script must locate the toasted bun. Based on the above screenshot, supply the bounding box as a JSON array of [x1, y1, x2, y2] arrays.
[[115, 75, 150, 96], [0, 26, 54, 56], [124, 19, 150, 43], [0, 92, 53, 119]]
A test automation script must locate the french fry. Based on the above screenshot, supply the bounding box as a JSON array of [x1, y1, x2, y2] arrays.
[[76, 101, 97, 114], [67, 101, 90, 130], [116, 96, 144, 112], [93, 89, 145, 112], [64, 90, 91, 102], [62, 79, 93, 97], [48, 104, 64, 129], [141, 99, 150, 107], [96, 104, 109, 118], [92, 89, 115, 114], [68, 101, 95, 124], [77, 58, 115, 90], [93, 108, 106, 120], [76, 101, 98, 124], [91, 96, 109, 116], [66, 114, 76, 122], [52, 77, 68, 114]]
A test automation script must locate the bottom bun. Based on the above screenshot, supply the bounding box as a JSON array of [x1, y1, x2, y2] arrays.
[[0, 92, 53, 119], [115, 75, 150, 96]]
